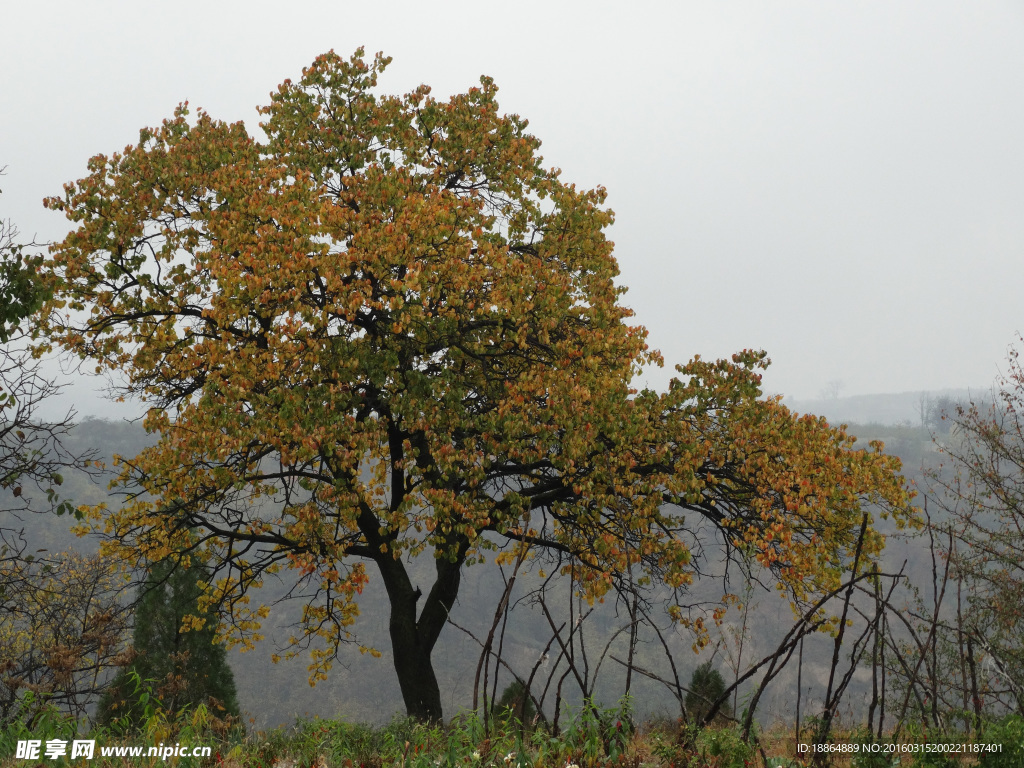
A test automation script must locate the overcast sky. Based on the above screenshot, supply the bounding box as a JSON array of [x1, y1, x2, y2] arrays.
[[3, 1, 1023, 416]]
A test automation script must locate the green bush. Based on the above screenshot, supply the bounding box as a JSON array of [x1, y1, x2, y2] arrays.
[[694, 725, 752, 768], [907, 735, 961, 768], [977, 715, 1024, 768], [852, 730, 901, 768], [0, 692, 79, 760]]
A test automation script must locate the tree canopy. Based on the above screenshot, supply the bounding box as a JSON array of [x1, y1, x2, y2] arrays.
[[39, 49, 912, 721], [0, 173, 50, 345]]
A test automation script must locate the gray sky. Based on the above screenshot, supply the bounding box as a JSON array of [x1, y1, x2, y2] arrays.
[[3, 1, 1023, 416]]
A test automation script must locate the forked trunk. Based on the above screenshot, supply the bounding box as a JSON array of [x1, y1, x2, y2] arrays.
[[390, 613, 445, 721], [375, 545, 465, 722]]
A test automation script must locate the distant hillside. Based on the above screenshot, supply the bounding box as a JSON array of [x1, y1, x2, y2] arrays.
[[783, 388, 985, 426], [1, 403, 971, 728]]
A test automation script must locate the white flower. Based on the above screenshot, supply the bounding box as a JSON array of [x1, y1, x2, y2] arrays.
[[472, 751, 481, 761]]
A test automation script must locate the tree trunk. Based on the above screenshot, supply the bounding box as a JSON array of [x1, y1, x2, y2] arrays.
[[375, 539, 466, 722], [390, 614, 445, 721]]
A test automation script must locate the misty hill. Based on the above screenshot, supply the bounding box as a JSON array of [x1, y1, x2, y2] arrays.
[[2, 392, 970, 728], [783, 387, 984, 427]]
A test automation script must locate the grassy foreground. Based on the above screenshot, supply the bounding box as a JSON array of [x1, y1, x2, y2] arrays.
[[3, 697, 1023, 768]]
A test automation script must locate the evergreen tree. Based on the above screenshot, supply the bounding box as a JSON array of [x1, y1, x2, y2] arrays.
[[98, 558, 239, 726], [685, 661, 730, 724], [492, 679, 536, 724]]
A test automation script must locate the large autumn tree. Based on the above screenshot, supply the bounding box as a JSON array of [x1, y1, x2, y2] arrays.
[[39, 50, 912, 721]]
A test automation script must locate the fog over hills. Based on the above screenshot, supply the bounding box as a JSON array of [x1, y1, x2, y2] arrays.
[[2, 389, 973, 727], [783, 387, 984, 427]]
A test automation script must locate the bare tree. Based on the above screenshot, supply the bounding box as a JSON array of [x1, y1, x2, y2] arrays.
[[820, 379, 844, 401], [0, 174, 128, 725], [925, 351, 1024, 711]]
